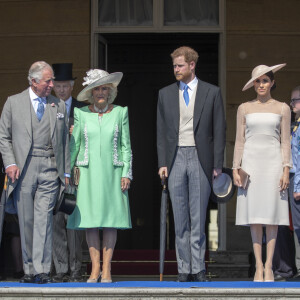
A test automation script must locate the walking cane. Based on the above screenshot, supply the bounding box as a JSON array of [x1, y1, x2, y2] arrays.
[[159, 172, 168, 281]]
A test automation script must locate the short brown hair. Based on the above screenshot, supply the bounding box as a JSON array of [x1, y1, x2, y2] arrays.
[[170, 46, 199, 64]]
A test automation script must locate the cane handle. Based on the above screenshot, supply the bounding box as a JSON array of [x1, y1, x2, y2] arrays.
[[161, 172, 167, 190]]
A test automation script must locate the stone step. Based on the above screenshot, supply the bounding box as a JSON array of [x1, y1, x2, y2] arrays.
[[81, 250, 251, 279], [209, 250, 250, 264], [1, 285, 300, 300]]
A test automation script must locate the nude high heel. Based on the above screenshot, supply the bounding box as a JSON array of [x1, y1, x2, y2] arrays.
[[253, 265, 264, 282], [87, 272, 102, 283], [264, 266, 274, 282], [101, 278, 112, 283]]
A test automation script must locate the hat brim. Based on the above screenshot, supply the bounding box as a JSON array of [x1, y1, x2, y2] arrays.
[[77, 72, 123, 102], [242, 63, 286, 91], [210, 168, 236, 203]]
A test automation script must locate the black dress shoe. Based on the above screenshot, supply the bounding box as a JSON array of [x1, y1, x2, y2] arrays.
[[34, 273, 53, 284], [52, 272, 69, 283], [287, 271, 300, 281], [274, 273, 286, 281], [13, 270, 25, 279], [69, 271, 82, 282], [177, 273, 191, 282], [19, 274, 35, 283], [293, 271, 300, 279], [192, 270, 210, 282]]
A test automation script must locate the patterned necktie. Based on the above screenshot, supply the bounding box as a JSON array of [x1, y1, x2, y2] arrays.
[[291, 117, 300, 140], [183, 84, 189, 106], [36, 97, 45, 121]]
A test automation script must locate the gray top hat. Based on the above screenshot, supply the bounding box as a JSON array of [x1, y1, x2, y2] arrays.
[[211, 168, 236, 203]]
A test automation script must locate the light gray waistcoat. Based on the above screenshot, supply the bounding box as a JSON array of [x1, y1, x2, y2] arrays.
[[178, 86, 197, 146], [30, 104, 53, 152]]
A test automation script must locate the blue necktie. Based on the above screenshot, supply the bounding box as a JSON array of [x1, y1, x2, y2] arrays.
[[65, 102, 70, 118], [183, 84, 189, 106], [36, 97, 45, 121]]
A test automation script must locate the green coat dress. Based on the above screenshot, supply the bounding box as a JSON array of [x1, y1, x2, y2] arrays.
[[67, 105, 132, 229]]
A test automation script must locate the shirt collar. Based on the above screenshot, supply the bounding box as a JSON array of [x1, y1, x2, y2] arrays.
[[179, 76, 198, 92], [29, 87, 46, 103]]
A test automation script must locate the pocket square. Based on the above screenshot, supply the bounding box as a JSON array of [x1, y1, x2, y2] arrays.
[[57, 113, 64, 119]]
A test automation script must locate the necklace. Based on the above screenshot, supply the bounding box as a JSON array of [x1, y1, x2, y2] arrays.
[[94, 104, 108, 113]]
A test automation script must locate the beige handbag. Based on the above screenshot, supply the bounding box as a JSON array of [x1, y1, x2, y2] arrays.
[[238, 168, 250, 189], [72, 166, 80, 187]]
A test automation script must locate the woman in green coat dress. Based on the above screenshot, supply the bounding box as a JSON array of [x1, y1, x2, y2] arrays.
[[67, 69, 132, 283]]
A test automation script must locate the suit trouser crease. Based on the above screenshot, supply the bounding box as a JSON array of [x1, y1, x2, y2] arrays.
[[289, 173, 300, 270], [53, 211, 83, 273], [168, 147, 210, 274], [14, 155, 59, 275]]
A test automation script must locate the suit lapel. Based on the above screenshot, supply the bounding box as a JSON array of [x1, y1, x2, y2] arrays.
[[23, 89, 33, 139], [47, 97, 58, 138], [193, 80, 209, 130], [169, 82, 180, 133], [69, 98, 75, 119]]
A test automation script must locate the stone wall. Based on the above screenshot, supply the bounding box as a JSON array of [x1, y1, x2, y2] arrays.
[[226, 0, 300, 250], [0, 0, 90, 108]]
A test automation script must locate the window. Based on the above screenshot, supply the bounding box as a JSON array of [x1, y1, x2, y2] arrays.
[[164, 0, 219, 26], [98, 0, 153, 26]]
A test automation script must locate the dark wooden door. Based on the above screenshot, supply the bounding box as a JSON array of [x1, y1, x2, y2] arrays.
[[99, 33, 219, 250]]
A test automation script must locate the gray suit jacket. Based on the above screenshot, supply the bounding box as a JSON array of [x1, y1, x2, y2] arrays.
[[157, 79, 226, 186], [0, 88, 70, 200]]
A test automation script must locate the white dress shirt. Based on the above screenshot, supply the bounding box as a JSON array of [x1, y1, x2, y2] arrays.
[[179, 76, 198, 101], [29, 87, 47, 113]]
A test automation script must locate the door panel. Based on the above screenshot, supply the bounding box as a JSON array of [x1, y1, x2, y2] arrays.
[[97, 33, 219, 250]]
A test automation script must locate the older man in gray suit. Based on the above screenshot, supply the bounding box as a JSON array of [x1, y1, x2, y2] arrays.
[[157, 46, 226, 282], [51, 63, 85, 283], [0, 61, 70, 284]]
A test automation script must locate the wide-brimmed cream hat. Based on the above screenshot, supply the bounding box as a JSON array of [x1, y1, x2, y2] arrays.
[[77, 69, 123, 102], [242, 63, 286, 91], [211, 168, 236, 203]]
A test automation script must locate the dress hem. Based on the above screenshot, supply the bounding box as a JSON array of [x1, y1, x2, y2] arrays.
[[67, 226, 132, 230], [236, 221, 289, 226]]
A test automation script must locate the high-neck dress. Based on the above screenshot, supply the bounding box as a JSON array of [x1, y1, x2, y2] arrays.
[[233, 100, 291, 226]]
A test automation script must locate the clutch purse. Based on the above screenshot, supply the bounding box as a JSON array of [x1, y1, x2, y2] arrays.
[[72, 166, 80, 187], [238, 168, 250, 189]]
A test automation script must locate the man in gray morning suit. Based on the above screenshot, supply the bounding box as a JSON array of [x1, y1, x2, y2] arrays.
[[157, 46, 226, 282], [0, 61, 70, 284], [51, 63, 85, 283]]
